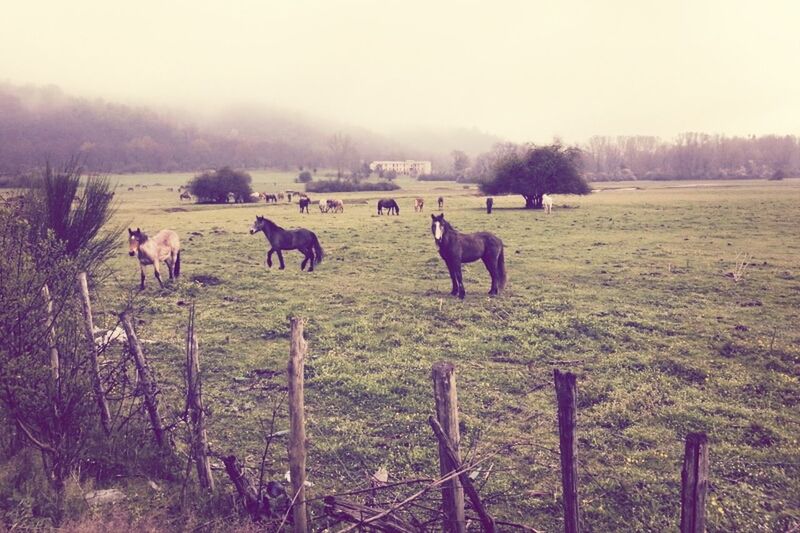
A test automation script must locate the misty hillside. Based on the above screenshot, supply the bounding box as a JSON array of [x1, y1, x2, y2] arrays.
[[0, 83, 502, 175]]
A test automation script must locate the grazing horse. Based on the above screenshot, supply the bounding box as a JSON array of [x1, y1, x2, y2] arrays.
[[431, 214, 506, 299], [377, 198, 399, 215], [542, 194, 553, 214], [486, 197, 493, 214], [414, 198, 424, 212], [318, 199, 328, 213], [264, 194, 278, 203], [299, 197, 311, 213], [128, 228, 181, 290], [128, 187, 134, 191], [249, 215, 324, 272], [438, 196, 444, 209], [179, 191, 191, 201], [326, 199, 344, 213]]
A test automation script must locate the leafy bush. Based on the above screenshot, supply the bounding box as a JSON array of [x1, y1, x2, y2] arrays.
[[297, 170, 313, 183], [306, 180, 400, 193], [188, 167, 254, 203]]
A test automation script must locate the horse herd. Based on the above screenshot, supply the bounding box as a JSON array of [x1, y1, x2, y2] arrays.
[[128, 195, 508, 299]]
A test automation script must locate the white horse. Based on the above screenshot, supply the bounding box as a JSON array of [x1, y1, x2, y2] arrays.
[[318, 199, 328, 213], [542, 194, 553, 214]]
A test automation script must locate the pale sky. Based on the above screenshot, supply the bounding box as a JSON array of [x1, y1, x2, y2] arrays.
[[2, 0, 799, 143]]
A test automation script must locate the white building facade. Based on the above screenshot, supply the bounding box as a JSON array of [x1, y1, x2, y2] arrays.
[[370, 160, 432, 176]]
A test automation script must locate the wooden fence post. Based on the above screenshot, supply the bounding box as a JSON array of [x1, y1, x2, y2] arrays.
[[119, 311, 166, 448], [680, 432, 709, 533], [554, 369, 579, 533], [186, 303, 213, 490], [77, 273, 112, 434], [431, 362, 466, 533], [287, 317, 309, 532]]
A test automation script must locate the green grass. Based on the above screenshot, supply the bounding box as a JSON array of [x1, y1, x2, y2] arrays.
[[94, 176, 799, 531]]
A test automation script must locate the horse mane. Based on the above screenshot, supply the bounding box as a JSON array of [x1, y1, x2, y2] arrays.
[[135, 230, 149, 243]]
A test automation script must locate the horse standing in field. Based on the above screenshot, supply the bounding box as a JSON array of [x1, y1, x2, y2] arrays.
[[249, 215, 324, 272], [318, 199, 328, 213], [377, 198, 399, 215], [128, 228, 181, 290], [431, 213, 506, 299], [179, 191, 191, 201], [299, 197, 311, 213], [542, 194, 553, 214], [438, 197, 444, 209], [486, 197, 493, 214], [414, 198, 424, 212], [326, 198, 344, 213]]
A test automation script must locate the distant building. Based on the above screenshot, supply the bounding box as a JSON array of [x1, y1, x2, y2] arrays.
[[370, 160, 432, 176]]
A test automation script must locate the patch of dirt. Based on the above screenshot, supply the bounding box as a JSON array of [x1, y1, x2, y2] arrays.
[[191, 274, 222, 286], [163, 207, 187, 213]]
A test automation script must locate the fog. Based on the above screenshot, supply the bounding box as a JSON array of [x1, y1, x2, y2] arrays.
[[2, 0, 799, 142]]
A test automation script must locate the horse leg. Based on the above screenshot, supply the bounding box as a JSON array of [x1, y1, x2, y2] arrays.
[[166, 257, 174, 279], [276, 250, 285, 270], [266, 249, 274, 268], [453, 262, 466, 299], [482, 255, 498, 295], [153, 262, 164, 288], [139, 265, 146, 290], [445, 260, 459, 296], [306, 247, 315, 272]]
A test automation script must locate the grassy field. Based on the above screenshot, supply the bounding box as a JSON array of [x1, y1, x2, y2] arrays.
[[94, 175, 799, 531]]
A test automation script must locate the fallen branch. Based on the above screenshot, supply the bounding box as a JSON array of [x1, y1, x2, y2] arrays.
[[429, 415, 496, 532]]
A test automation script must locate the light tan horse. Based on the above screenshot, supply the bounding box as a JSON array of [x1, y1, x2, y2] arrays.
[[414, 197, 424, 212], [128, 228, 181, 289]]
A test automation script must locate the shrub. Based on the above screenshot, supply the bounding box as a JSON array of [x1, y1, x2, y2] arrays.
[[306, 180, 400, 193], [188, 167, 253, 203], [297, 170, 313, 183]]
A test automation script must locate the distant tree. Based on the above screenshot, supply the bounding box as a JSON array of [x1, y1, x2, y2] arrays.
[[297, 170, 313, 183], [328, 132, 356, 180], [770, 168, 786, 180], [451, 150, 470, 175], [188, 166, 253, 203], [482, 144, 590, 209], [383, 169, 398, 181]]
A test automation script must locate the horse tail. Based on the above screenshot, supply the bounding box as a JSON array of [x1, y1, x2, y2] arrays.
[[174, 250, 181, 277], [312, 233, 324, 263], [496, 247, 507, 291]]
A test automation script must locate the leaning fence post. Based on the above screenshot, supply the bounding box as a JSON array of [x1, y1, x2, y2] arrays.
[[431, 362, 466, 533], [680, 432, 709, 533], [287, 317, 309, 532], [78, 273, 112, 434], [119, 311, 166, 448], [554, 369, 579, 533], [186, 303, 213, 490]]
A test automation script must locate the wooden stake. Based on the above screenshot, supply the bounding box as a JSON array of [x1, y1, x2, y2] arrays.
[[77, 273, 111, 434], [119, 311, 165, 447], [680, 432, 709, 533], [186, 303, 213, 490], [554, 369, 579, 533], [287, 317, 309, 532], [431, 362, 466, 533]]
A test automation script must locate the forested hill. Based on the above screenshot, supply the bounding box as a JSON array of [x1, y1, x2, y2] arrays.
[[0, 83, 501, 175]]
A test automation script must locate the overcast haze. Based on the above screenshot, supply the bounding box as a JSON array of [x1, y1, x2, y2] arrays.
[[2, 0, 799, 143]]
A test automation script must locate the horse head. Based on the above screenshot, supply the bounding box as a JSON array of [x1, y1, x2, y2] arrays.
[[128, 227, 144, 256], [431, 214, 447, 244], [249, 215, 266, 235]]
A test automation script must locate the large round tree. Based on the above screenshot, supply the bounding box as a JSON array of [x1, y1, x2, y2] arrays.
[[188, 166, 254, 203], [481, 144, 591, 208]]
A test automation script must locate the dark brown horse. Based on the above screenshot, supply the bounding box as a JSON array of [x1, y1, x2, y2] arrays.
[[249, 216, 324, 272], [377, 198, 399, 215], [431, 214, 505, 299]]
